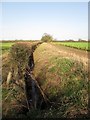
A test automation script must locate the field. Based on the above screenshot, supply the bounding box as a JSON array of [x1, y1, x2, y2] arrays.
[[1, 41, 89, 118], [52, 41, 90, 51], [0, 42, 15, 54], [0, 40, 42, 53]]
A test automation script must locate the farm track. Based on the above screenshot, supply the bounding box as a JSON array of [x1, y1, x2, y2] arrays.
[[49, 43, 89, 69]]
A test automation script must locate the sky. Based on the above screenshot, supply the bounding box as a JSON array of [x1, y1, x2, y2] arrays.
[[0, 2, 88, 40]]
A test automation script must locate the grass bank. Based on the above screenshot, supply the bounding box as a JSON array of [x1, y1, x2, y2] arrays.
[[33, 43, 88, 118]]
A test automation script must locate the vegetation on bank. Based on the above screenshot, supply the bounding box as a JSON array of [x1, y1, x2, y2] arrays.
[[0, 41, 41, 54], [33, 43, 88, 118], [2, 41, 42, 118]]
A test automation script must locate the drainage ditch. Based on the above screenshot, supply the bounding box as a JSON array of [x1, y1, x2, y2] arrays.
[[24, 52, 50, 112], [5, 42, 52, 117]]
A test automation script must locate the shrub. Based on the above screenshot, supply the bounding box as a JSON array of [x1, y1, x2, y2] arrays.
[[41, 33, 53, 42], [10, 42, 41, 73]]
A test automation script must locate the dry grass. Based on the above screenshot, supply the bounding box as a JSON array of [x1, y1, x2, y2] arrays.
[[2, 42, 42, 118], [33, 43, 88, 118]]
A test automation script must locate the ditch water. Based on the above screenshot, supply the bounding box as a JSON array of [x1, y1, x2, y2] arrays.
[[24, 52, 49, 111]]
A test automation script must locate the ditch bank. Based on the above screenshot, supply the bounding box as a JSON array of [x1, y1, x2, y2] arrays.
[[33, 43, 88, 118], [2, 42, 51, 118]]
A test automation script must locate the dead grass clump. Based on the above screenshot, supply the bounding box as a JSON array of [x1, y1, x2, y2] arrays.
[[10, 42, 41, 71]]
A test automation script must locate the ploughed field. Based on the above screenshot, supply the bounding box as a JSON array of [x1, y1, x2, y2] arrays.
[[1, 41, 89, 118]]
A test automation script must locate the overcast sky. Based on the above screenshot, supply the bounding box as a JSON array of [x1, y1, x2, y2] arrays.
[[1, 2, 88, 40]]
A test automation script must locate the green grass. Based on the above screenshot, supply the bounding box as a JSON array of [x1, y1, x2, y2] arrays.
[[52, 41, 90, 51], [0, 42, 15, 54]]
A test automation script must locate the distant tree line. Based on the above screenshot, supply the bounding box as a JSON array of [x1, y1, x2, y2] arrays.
[[60, 39, 87, 42]]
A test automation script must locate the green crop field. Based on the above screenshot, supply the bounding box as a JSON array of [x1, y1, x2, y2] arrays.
[[52, 42, 90, 51], [0, 42, 15, 54], [0, 41, 41, 54]]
